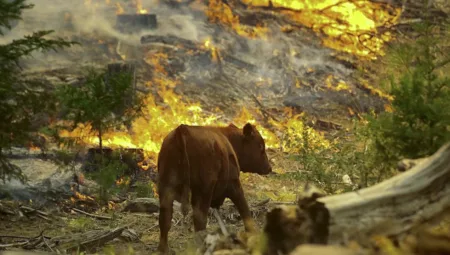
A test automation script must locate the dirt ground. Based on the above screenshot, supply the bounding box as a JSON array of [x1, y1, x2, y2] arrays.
[[0, 154, 305, 255]]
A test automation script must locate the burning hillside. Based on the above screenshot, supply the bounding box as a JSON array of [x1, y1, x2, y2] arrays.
[[13, 0, 401, 164]]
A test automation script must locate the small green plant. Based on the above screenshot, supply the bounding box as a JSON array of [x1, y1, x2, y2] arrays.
[[86, 154, 129, 203], [57, 68, 143, 150], [368, 9, 450, 164], [68, 217, 95, 232], [135, 181, 155, 198], [281, 119, 388, 194]]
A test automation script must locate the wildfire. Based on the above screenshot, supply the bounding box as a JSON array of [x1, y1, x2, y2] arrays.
[[325, 75, 350, 92], [28, 144, 41, 152], [58, 13, 332, 165], [239, 0, 402, 58], [206, 0, 268, 38], [115, 2, 124, 15], [134, 0, 149, 14], [116, 177, 130, 186], [203, 38, 219, 62], [70, 186, 95, 203]]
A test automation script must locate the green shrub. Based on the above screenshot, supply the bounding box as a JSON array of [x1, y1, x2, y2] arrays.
[[85, 154, 129, 203], [368, 17, 450, 164], [135, 181, 155, 198]]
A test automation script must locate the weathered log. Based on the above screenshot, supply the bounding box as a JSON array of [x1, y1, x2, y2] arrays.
[[319, 142, 450, 244]]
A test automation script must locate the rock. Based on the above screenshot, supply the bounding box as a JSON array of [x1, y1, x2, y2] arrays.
[[122, 197, 159, 214], [120, 228, 140, 242]]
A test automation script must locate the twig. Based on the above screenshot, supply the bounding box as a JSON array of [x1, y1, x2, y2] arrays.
[[20, 205, 50, 217], [0, 241, 29, 248], [148, 223, 159, 231], [71, 207, 112, 220], [0, 235, 32, 239], [212, 209, 229, 236], [249, 93, 280, 122], [253, 198, 271, 207], [42, 235, 55, 252]]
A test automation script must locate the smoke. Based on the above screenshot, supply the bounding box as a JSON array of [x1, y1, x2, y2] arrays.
[[1, 0, 353, 99], [1, 0, 213, 69]]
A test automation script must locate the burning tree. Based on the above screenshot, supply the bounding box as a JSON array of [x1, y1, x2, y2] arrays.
[[0, 0, 74, 183]]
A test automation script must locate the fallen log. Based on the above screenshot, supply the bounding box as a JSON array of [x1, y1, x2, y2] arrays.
[[319, 142, 450, 244]]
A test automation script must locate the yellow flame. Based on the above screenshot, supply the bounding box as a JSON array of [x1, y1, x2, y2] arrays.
[[115, 2, 124, 15], [240, 0, 402, 58], [325, 75, 350, 92], [134, 0, 149, 14], [206, 0, 268, 38], [59, 46, 330, 164], [71, 186, 95, 202], [203, 38, 219, 62]]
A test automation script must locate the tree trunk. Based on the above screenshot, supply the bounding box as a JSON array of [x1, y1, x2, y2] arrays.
[[98, 126, 103, 152]]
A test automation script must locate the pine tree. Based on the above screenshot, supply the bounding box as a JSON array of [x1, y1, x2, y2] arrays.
[[0, 0, 75, 183], [57, 68, 143, 151], [368, 10, 450, 162]]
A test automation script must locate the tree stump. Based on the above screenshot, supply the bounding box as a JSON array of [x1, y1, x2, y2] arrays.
[[115, 14, 157, 33], [105, 62, 137, 114]]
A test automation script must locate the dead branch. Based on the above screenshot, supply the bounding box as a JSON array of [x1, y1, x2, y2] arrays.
[[19, 206, 49, 217], [212, 209, 229, 236], [71, 207, 112, 220], [65, 227, 126, 253], [0, 241, 29, 248], [0, 203, 15, 215]]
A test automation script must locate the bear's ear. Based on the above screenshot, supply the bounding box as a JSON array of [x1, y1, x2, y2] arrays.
[[243, 123, 254, 137], [228, 123, 238, 129]]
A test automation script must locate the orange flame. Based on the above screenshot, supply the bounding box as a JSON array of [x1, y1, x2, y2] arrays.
[[115, 2, 124, 15], [71, 186, 95, 202], [116, 177, 130, 186], [206, 0, 268, 38], [134, 0, 149, 14], [203, 38, 219, 62], [59, 42, 330, 164]]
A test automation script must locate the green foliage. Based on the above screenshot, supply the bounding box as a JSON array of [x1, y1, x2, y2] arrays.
[[368, 16, 450, 163], [135, 180, 155, 198], [279, 120, 390, 194], [0, 0, 75, 183], [57, 67, 143, 149], [85, 154, 129, 203], [68, 217, 95, 232], [285, 13, 449, 193]]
